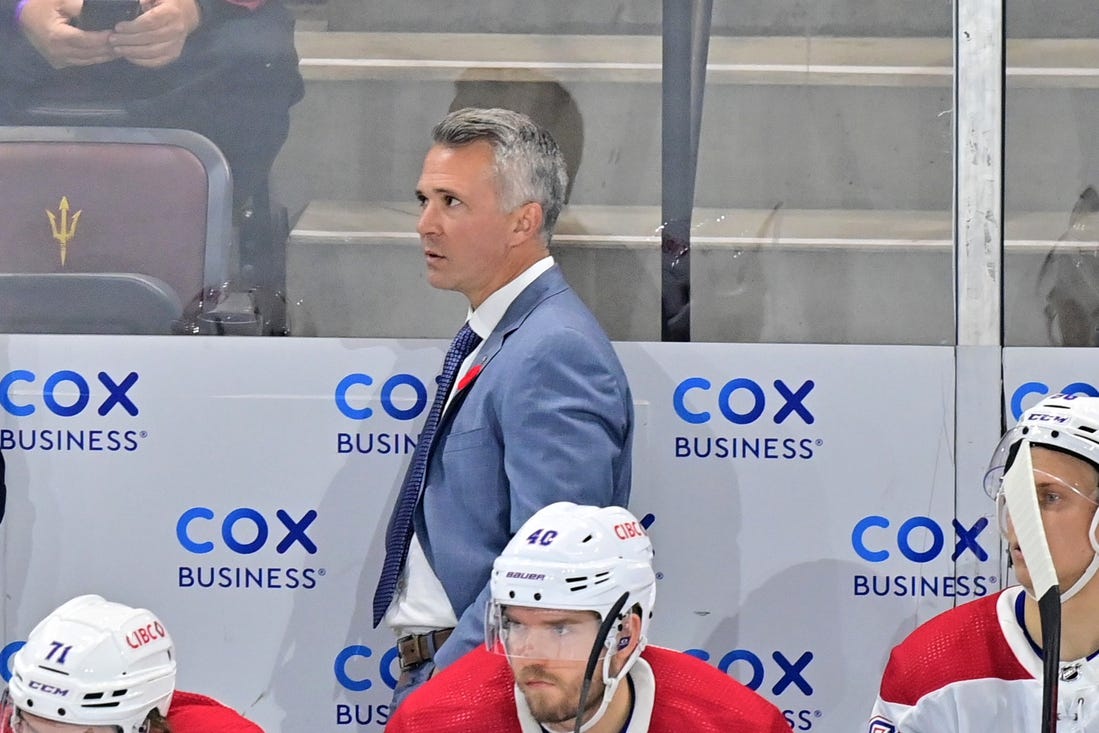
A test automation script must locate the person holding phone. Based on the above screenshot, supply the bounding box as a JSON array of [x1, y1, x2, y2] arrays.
[[0, 0, 302, 210]]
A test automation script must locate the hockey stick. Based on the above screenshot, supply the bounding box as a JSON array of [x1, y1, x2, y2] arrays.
[[1002, 440, 1061, 733]]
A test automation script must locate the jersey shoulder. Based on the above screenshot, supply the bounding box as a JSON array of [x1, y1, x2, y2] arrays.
[[879, 591, 1029, 705], [167, 691, 263, 733], [387, 647, 519, 731], [644, 647, 790, 733]]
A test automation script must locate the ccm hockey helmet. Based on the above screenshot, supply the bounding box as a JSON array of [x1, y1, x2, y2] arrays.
[[7, 595, 175, 732]]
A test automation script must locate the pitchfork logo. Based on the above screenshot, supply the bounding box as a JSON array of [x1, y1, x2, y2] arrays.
[[46, 196, 82, 266]]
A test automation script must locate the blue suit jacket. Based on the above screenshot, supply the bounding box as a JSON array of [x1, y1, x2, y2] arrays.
[[412, 265, 633, 669]]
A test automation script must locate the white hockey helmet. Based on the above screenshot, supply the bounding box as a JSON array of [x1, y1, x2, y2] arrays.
[[985, 393, 1099, 600], [6, 595, 175, 732], [488, 502, 656, 731], [489, 502, 656, 649], [985, 392, 1099, 496]]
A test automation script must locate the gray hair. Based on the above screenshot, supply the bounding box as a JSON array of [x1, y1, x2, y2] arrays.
[[432, 107, 568, 243]]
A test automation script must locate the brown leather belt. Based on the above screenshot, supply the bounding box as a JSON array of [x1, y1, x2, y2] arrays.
[[396, 628, 454, 671]]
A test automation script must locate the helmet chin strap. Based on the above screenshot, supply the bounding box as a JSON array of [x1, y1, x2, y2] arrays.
[[1060, 508, 1099, 602], [572, 592, 631, 733], [572, 637, 647, 733], [1059, 553, 1099, 602], [1022, 508, 1099, 603]]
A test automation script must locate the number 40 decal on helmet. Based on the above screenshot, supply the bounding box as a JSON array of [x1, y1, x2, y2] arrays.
[[525, 529, 558, 546]]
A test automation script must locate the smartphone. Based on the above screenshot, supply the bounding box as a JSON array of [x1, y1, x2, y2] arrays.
[[77, 0, 141, 31]]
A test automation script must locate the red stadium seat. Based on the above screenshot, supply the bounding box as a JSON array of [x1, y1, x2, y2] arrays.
[[0, 126, 233, 334]]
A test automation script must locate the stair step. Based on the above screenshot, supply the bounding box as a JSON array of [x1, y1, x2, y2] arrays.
[[293, 32, 1099, 88], [285, 200, 1082, 344]]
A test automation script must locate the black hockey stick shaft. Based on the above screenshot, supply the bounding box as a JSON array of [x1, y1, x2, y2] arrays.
[[1038, 589, 1061, 733]]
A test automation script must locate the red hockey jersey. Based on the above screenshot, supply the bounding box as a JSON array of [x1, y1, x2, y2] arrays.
[[387, 645, 789, 732], [869, 587, 1099, 732], [167, 691, 264, 733]]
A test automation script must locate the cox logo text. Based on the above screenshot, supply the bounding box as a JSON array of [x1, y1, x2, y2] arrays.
[[673, 378, 815, 425], [177, 507, 318, 555], [852, 515, 989, 563], [334, 645, 401, 691], [685, 648, 814, 695], [1011, 382, 1098, 420], [0, 370, 139, 417], [335, 374, 428, 421], [1, 642, 25, 683]]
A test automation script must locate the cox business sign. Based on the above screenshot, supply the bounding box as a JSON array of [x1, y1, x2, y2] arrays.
[[1009, 381, 1099, 420], [176, 507, 325, 591], [851, 515, 997, 599], [1, 641, 24, 683], [686, 647, 822, 730], [672, 376, 821, 462], [333, 643, 400, 727], [0, 369, 146, 453], [333, 372, 433, 457]]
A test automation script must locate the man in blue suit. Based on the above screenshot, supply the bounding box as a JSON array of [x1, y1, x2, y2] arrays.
[[373, 107, 634, 708]]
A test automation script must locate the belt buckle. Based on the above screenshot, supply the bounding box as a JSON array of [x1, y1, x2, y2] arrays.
[[396, 634, 423, 672], [396, 629, 452, 672]]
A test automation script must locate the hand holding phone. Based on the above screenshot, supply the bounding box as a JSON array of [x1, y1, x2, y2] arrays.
[[77, 0, 141, 31]]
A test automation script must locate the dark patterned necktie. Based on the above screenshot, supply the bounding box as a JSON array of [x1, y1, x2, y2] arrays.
[[373, 322, 482, 626]]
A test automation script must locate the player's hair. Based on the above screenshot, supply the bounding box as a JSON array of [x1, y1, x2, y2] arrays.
[[432, 107, 568, 243], [148, 708, 172, 733]]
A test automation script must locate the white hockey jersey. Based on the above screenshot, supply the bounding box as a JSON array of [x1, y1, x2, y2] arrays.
[[869, 587, 1099, 732]]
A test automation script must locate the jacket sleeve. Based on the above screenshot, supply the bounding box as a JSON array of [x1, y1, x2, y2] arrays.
[[499, 325, 632, 525], [433, 581, 491, 669]]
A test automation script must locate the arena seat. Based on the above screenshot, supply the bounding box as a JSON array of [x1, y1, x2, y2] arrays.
[[0, 126, 233, 334], [0, 273, 182, 335]]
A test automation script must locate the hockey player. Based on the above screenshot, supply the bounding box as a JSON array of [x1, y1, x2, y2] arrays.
[[1, 595, 262, 733], [869, 392, 1099, 731], [387, 501, 789, 733]]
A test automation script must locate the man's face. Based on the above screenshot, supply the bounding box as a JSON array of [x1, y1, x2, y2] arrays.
[[1005, 446, 1099, 593], [503, 607, 611, 729], [415, 141, 521, 309], [10, 710, 119, 733]]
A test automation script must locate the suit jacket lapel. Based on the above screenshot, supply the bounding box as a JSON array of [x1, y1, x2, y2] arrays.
[[431, 265, 569, 438], [472, 264, 568, 374]]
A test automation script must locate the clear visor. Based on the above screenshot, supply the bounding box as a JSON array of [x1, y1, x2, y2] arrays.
[[984, 426, 1028, 497], [485, 605, 607, 661], [984, 422, 1099, 498], [993, 467, 1099, 536]]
